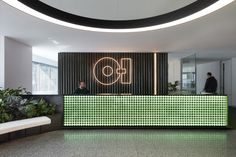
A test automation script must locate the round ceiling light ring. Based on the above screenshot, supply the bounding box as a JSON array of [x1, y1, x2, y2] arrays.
[[17, 0, 218, 29], [3, 0, 234, 32]]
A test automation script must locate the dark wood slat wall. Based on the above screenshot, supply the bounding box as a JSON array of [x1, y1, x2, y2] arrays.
[[156, 53, 168, 95], [58, 53, 168, 95]]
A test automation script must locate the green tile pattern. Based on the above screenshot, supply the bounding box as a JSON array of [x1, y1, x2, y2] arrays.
[[63, 96, 228, 127]]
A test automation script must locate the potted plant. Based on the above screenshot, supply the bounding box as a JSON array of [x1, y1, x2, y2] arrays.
[[168, 81, 180, 95]]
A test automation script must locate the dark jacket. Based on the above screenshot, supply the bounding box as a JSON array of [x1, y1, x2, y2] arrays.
[[204, 76, 217, 93], [74, 88, 90, 95]]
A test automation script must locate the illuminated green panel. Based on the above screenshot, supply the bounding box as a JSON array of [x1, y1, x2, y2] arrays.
[[63, 96, 228, 127]]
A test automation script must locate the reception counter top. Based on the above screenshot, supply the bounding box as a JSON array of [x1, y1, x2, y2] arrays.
[[63, 95, 228, 127]]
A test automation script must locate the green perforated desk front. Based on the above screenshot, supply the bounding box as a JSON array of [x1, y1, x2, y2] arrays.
[[63, 95, 228, 127]]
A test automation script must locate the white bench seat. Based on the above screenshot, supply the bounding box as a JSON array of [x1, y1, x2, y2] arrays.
[[0, 116, 51, 135]]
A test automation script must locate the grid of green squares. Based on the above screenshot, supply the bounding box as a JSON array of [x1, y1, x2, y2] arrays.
[[63, 96, 228, 127]]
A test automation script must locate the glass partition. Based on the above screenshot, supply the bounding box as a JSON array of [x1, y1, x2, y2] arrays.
[[181, 54, 196, 94]]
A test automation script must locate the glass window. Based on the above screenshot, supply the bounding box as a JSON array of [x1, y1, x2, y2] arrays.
[[32, 62, 58, 94]]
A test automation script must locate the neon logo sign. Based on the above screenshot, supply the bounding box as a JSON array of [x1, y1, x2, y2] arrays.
[[93, 57, 132, 85]]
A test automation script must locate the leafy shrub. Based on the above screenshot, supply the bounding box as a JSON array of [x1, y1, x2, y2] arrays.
[[0, 99, 14, 122], [0, 87, 56, 123]]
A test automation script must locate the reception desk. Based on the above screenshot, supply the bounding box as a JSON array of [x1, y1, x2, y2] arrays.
[[63, 95, 228, 127]]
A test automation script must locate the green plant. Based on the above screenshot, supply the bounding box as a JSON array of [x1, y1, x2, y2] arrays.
[[0, 87, 29, 98], [168, 81, 179, 92], [36, 98, 56, 116], [0, 87, 56, 123], [0, 99, 14, 122], [21, 104, 38, 118]]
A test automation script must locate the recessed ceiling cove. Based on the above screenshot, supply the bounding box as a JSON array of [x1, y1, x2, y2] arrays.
[[2, 0, 234, 32], [39, 0, 196, 20]]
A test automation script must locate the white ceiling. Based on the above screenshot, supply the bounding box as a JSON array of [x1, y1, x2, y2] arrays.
[[39, 0, 195, 20], [0, 0, 236, 61]]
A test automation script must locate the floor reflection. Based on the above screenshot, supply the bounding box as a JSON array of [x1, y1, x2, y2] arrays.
[[63, 130, 228, 157], [64, 130, 227, 141], [0, 130, 235, 157]]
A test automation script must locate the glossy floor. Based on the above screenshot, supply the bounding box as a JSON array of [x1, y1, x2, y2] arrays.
[[0, 130, 236, 157]]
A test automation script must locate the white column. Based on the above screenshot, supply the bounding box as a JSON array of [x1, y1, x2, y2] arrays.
[[2, 37, 32, 92], [0, 36, 5, 88]]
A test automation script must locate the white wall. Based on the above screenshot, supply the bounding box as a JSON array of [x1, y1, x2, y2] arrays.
[[232, 58, 236, 107], [168, 59, 181, 83], [196, 61, 220, 94], [0, 36, 4, 88], [4, 37, 32, 91]]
